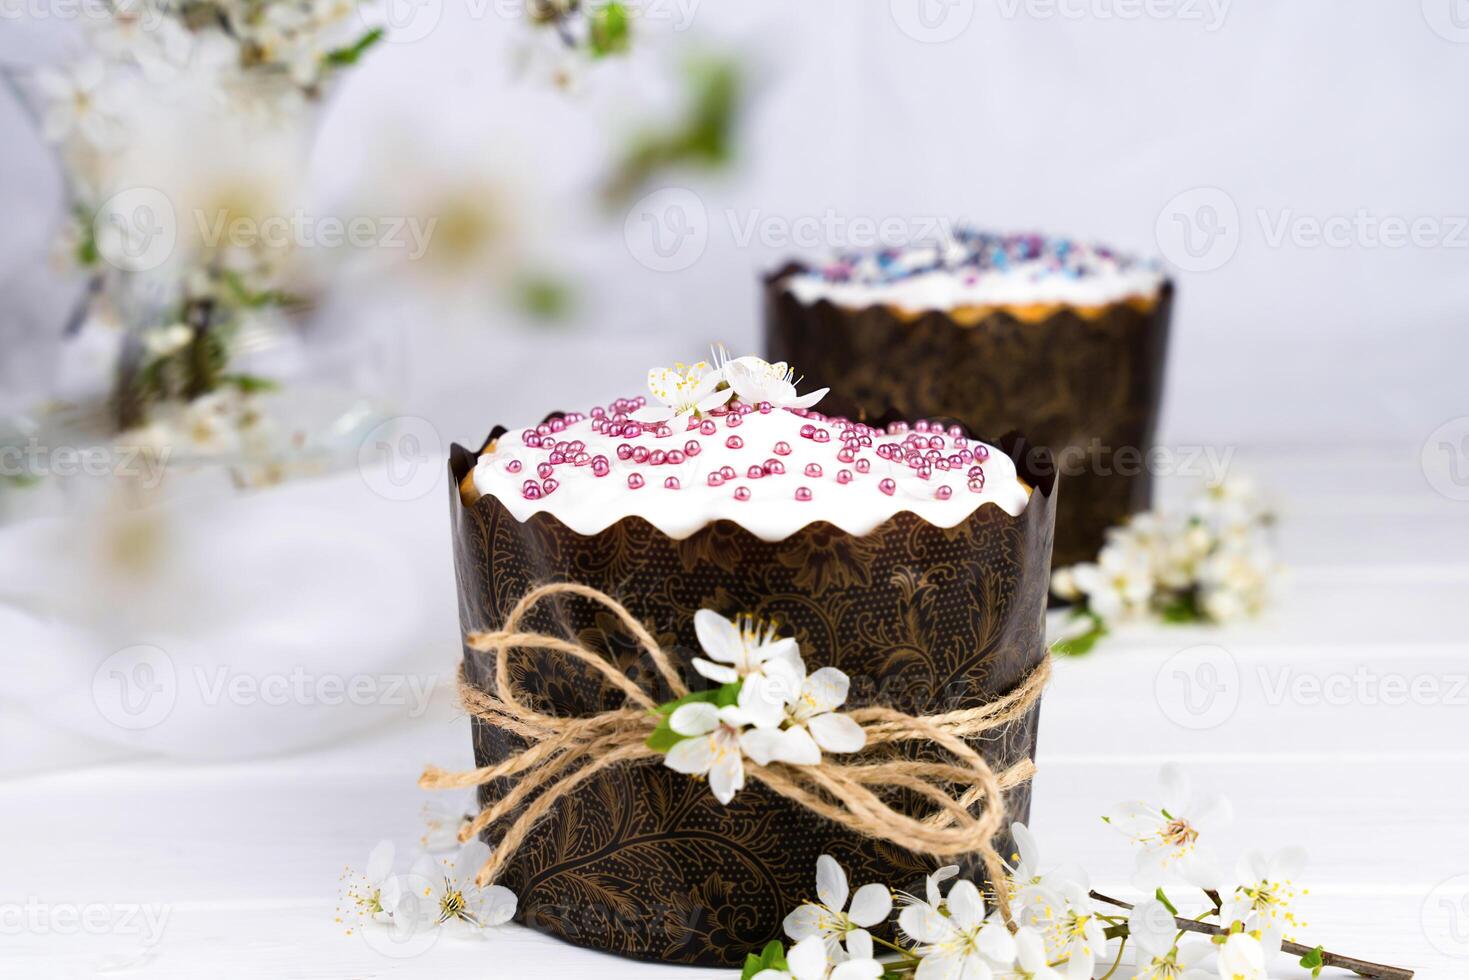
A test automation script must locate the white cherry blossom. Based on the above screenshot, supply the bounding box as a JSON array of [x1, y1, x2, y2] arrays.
[[1106, 764, 1231, 890], [411, 840, 518, 928], [899, 877, 1016, 980], [34, 59, 122, 147], [631, 360, 734, 423], [1217, 931, 1267, 980], [742, 666, 866, 766], [752, 934, 830, 980], [784, 855, 893, 960], [662, 701, 752, 804], [691, 609, 805, 730], [721, 354, 828, 411]]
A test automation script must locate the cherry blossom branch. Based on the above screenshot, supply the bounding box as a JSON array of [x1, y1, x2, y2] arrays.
[[1088, 891, 1415, 980]]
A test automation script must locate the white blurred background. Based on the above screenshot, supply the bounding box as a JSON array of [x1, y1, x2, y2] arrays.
[[4, 0, 1466, 450]]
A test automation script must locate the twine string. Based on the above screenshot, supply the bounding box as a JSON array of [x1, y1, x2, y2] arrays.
[[420, 582, 1050, 924]]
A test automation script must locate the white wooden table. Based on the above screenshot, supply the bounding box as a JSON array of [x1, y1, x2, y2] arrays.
[[3, 447, 1466, 979]]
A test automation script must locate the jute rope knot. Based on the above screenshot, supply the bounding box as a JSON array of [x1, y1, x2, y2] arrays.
[[420, 582, 1050, 924]]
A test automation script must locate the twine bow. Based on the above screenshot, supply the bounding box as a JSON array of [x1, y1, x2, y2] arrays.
[[420, 582, 1051, 923]]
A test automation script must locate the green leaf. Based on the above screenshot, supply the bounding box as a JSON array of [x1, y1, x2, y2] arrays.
[[1299, 945, 1325, 978], [588, 2, 631, 58], [514, 274, 575, 320], [1050, 610, 1107, 657], [603, 57, 741, 204], [1158, 590, 1206, 624], [740, 940, 787, 978], [220, 373, 279, 395], [323, 27, 384, 67], [1154, 887, 1178, 916]]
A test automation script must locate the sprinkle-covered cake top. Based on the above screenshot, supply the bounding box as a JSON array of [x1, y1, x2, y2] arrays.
[[780, 229, 1165, 312], [470, 352, 1030, 541]]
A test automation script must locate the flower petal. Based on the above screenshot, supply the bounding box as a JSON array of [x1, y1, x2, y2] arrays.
[[694, 387, 735, 414], [786, 387, 829, 409], [366, 839, 395, 884], [1014, 927, 1048, 971], [775, 726, 822, 766], [977, 918, 1016, 962], [708, 749, 744, 804], [669, 701, 719, 736], [691, 658, 740, 684], [808, 712, 866, 754], [663, 734, 714, 775], [816, 854, 848, 913], [844, 929, 873, 962], [897, 901, 952, 945], [914, 949, 963, 980], [830, 958, 882, 980], [630, 405, 673, 423], [786, 934, 830, 980], [738, 727, 785, 767], [482, 885, 518, 926], [1011, 821, 1040, 874], [738, 675, 791, 730], [453, 839, 490, 891], [783, 902, 825, 941], [1128, 899, 1177, 956], [802, 666, 850, 713], [944, 879, 984, 929], [925, 865, 959, 907], [846, 883, 892, 928], [694, 608, 743, 664]]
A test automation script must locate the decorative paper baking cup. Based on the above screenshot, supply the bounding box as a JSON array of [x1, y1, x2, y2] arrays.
[[764, 265, 1172, 569], [446, 430, 1057, 966]]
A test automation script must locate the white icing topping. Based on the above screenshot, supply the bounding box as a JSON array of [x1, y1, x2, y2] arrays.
[[471, 401, 1030, 542], [781, 233, 1165, 312]]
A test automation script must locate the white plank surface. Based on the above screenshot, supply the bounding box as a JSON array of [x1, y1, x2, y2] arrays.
[[3, 448, 1465, 979]]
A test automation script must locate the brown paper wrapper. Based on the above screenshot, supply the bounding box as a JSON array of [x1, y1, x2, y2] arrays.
[[447, 428, 1057, 966], [764, 266, 1173, 569]]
